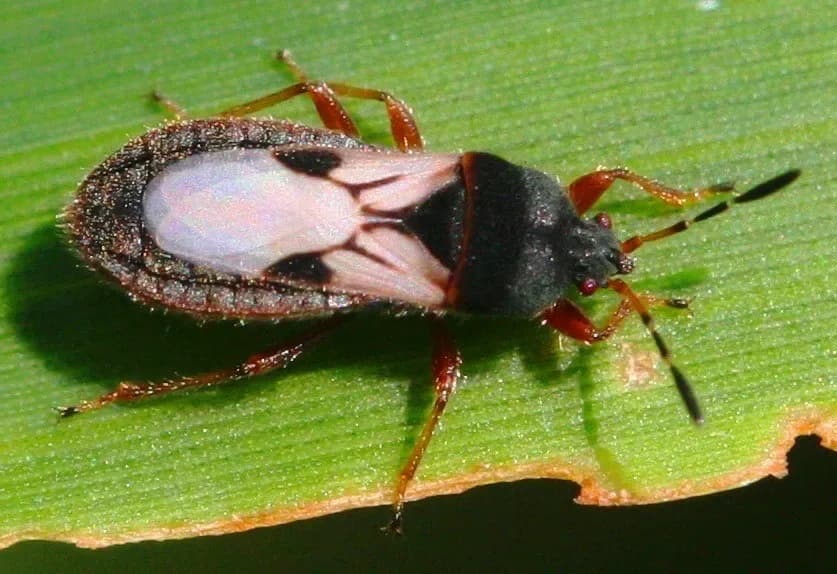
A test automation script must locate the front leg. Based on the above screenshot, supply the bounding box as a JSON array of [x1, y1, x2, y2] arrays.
[[568, 168, 733, 215], [540, 289, 702, 423], [539, 295, 688, 343]]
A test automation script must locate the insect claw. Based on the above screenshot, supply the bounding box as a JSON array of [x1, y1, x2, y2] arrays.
[[709, 181, 735, 193], [673, 297, 696, 318], [55, 405, 80, 418], [149, 90, 187, 120], [381, 513, 404, 536]]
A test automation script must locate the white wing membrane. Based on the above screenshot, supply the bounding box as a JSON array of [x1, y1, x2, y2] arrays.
[[144, 149, 360, 275], [143, 147, 459, 308], [323, 247, 446, 307], [356, 227, 450, 284], [330, 150, 459, 211]]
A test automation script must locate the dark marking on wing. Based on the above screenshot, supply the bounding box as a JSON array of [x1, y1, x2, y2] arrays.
[[343, 174, 403, 197], [360, 220, 406, 233], [340, 234, 391, 268], [272, 148, 342, 176], [354, 222, 453, 290], [265, 252, 333, 284]]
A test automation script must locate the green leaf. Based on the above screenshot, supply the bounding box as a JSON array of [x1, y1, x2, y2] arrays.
[[0, 0, 833, 549]]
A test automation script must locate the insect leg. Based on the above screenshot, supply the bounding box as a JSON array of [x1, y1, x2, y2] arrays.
[[541, 289, 701, 423], [568, 168, 734, 215], [150, 90, 188, 120], [385, 316, 462, 535], [325, 82, 424, 152], [278, 49, 422, 152], [56, 316, 346, 417], [220, 50, 423, 152], [539, 295, 688, 343], [218, 80, 360, 137]]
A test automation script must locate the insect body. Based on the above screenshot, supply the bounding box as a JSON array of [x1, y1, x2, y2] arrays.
[[62, 51, 800, 533]]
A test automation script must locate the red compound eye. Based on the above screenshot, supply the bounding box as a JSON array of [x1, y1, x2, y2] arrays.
[[594, 212, 612, 229], [579, 278, 598, 296]]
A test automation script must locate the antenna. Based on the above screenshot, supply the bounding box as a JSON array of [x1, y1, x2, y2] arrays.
[[610, 169, 800, 422], [621, 170, 801, 253], [608, 278, 703, 423]]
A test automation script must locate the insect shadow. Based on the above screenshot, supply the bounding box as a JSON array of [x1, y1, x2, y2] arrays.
[[5, 224, 416, 407], [6, 224, 577, 427]]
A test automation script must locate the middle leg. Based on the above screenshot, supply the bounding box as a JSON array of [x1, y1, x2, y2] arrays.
[[384, 316, 462, 534], [219, 50, 423, 152]]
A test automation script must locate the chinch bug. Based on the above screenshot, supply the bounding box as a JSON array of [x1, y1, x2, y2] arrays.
[[61, 50, 800, 534]]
